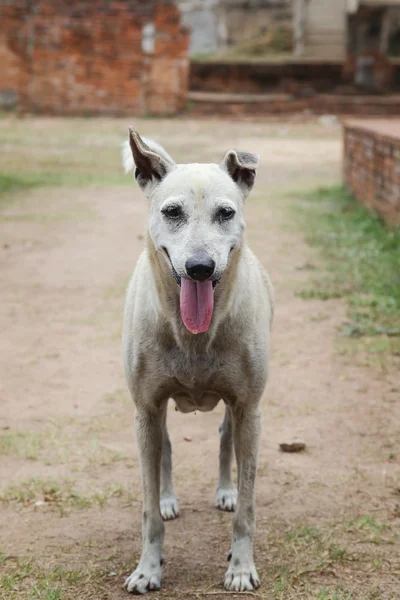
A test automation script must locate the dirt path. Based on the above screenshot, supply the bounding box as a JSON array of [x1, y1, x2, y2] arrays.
[[0, 118, 399, 600]]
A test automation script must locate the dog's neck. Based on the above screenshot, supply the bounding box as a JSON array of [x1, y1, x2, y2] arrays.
[[146, 235, 243, 346]]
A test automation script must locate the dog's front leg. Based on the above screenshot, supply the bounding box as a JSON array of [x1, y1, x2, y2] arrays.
[[125, 405, 164, 594], [224, 405, 261, 592], [216, 406, 237, 511], [160, 410, 180, 520]]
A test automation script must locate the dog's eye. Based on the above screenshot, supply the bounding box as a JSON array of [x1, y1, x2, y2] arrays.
[[162, 205, 182, 219], [216, 207, 235, 221]]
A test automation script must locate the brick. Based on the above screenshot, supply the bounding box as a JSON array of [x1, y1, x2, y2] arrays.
[[343, 122, 400, 225], [0, 0, 189, 116]]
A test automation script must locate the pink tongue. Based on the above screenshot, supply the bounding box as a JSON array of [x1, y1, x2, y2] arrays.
[[180, 279, 214, 334]]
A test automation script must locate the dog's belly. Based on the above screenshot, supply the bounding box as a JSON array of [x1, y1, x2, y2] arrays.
[[171, 391, 221, 414]]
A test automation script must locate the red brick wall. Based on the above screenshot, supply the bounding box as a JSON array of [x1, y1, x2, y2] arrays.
[[0, 0, 189, 116], [343, 121, 400, 225]]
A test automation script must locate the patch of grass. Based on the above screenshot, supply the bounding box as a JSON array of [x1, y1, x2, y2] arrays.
[[285, 524, 322, 543], [263, 516, 399, 597], [0, 173, 63, 198], [314, 588, 352, 600], [30, 582, 61, 600], [88, 447, 125, 467], [296, 282, 349, 301], [0, 432, 43, 461], [0, 555, 125, 600], [0, 478, 127, 511], [295, 185, 400, 355], [327, 545, 350, 562], [273, 567, 291, 594], [347, 515, 392, 544], [278, 522, 361, 585], [2, 573, 19, 592], [1, 560, 32, 596], [0, 171, 127, 208]]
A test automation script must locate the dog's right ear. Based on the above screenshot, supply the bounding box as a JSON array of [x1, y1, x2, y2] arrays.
[[124, 127, 175, 196]]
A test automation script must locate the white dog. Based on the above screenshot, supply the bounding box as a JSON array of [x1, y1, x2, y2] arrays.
[[122, 128, 273, 594]]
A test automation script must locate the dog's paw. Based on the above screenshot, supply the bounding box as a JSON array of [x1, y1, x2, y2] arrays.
[[224, 561, 260, 592], [216, 487, 237, 512], [124, 563, 162, 594], [160, 494, 180, 521]]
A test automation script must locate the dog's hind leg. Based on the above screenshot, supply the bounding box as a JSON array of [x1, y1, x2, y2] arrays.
[[216, 406, 238, 512], [124, 404, 164, 594], [160, 408, 180, 520], [224, 405, 261, 592]]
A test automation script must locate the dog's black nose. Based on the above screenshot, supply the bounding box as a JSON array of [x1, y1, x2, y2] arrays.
[[185, 256, 215, 282]]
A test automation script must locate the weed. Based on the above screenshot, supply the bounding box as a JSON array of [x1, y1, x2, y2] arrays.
[[2, 573, 18, 592], [30, 583, 61, 600], [273, 567, 291, 594], [0, 478, 128, 512], [0, 174, 62, 199], [0, 556, 115, 600], [349, 515, 388, 534], [315, 588, 352, 600], [0, 432, 43, 461], [285, 524, 322, 543], [328, 545, 349, 562], [347, 515, 393, 544]]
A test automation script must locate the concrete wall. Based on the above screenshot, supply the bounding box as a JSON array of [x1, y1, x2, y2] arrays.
[[303, 0, 347, 60], [0, 0, 189, 116]]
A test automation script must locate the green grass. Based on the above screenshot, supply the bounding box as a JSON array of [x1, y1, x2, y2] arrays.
[[347, 515, 392, 544], [0, 557, 123, 600], [296, 185, 400, 354], [0, 171, 127, 206], [0, 174, 63, 196], [285, 524, 322, 543], [29, 581, 61, 600], [0, 432, 43, 461], [314, 589, 352, 600], [0, 478, 126, 512]]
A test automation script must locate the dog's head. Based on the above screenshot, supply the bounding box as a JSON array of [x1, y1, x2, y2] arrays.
[[124, 127, 259, 334]]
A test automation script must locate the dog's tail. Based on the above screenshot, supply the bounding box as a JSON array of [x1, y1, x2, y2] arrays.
[[122, 136, 175, 174]]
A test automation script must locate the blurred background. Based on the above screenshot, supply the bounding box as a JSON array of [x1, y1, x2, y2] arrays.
[[3, 1, 400, 116], [0, 2, 399, 600]]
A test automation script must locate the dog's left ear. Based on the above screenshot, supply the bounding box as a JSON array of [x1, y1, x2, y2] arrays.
[[220, 149, 260, 198]]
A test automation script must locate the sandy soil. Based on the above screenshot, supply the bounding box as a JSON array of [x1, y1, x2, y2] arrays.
[[0, 117, 399, 600]]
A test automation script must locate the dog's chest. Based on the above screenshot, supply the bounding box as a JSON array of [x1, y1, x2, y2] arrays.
[[162, 346, 228, 413]]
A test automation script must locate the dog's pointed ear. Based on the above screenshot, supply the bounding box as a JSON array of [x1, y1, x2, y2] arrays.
[[127, 127, 175, 196], [220, 149, 259, 198]]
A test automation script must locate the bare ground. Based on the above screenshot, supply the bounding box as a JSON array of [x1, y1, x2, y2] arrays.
[[0, 117, 399, 600]]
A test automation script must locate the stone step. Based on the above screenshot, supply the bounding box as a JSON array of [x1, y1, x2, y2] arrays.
[[187, 91, 400, 116], [189, 91, 292, 103]]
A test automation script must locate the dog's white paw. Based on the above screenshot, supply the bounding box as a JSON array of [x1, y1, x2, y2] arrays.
[[124, 561, 162, 594], [216, 487, 237, 512], [224, 560, 260, 592], [160, 494, 180, 521]]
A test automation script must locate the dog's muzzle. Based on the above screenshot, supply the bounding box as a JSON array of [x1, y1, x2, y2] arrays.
[[163, 248, 220, 289]]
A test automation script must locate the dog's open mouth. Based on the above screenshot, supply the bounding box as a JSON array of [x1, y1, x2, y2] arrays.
[[180, 278, 214, 335], [163, 249, 219, 335]]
